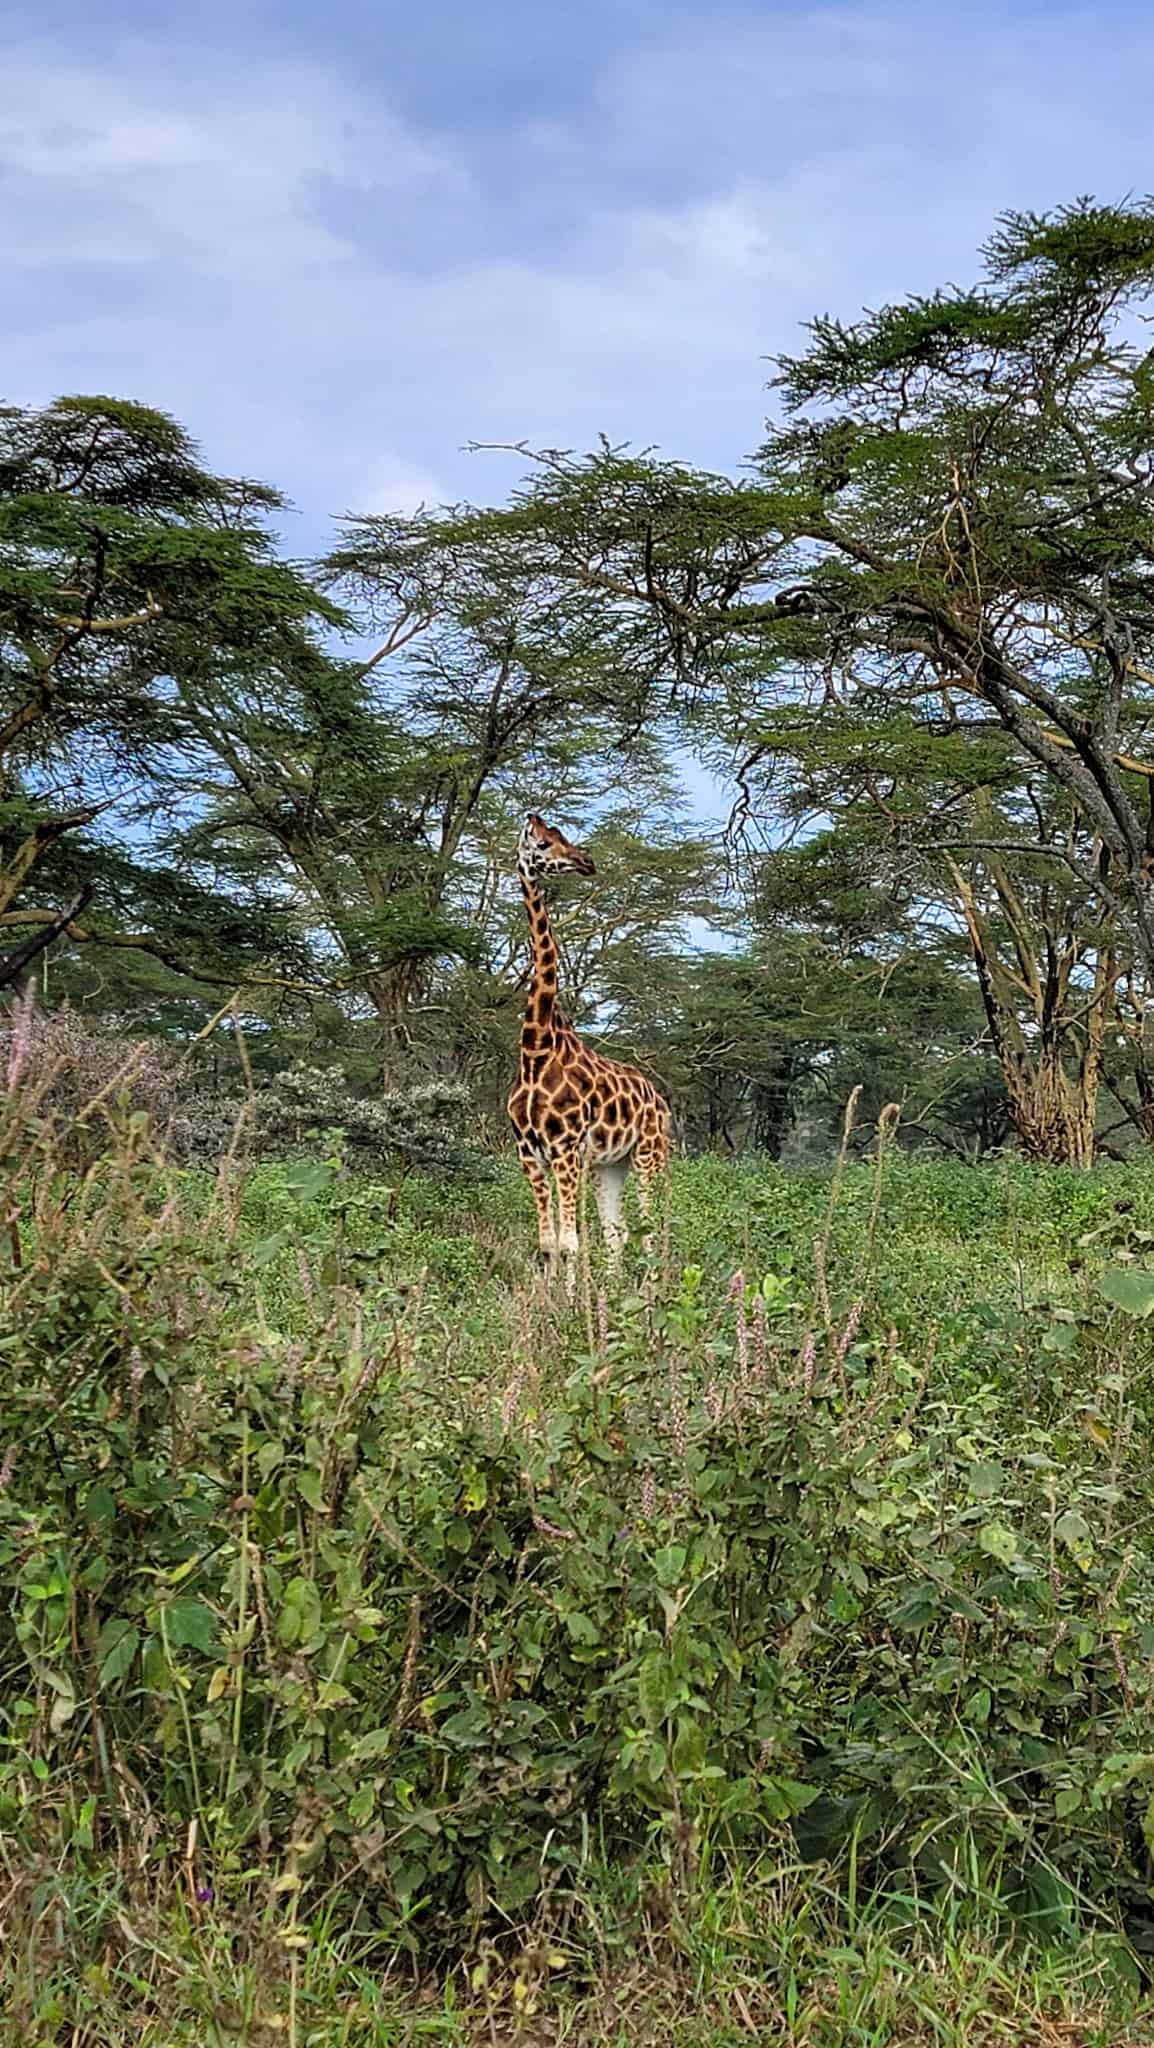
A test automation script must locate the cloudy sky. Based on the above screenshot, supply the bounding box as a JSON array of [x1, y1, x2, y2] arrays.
[[5, 1, 1154, 563]]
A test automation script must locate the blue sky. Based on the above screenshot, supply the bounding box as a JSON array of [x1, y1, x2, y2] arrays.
[[7, 0, 1154, 565], [7, 0, 1153, 858]]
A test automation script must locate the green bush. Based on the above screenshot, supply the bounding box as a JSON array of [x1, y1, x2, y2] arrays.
[[5, 1127, 1154, 1984]]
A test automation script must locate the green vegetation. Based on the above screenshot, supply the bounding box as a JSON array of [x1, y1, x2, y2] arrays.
[[9, 199, 1154, 1163], [6, 1078, 1154, 2043], [13, 195, 1154, 2039]]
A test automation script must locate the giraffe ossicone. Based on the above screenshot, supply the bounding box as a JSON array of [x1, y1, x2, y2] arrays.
[[507, 813, 670, 1282]]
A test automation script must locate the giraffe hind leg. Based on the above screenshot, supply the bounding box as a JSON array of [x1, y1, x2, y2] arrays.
[[591, 1157, 629, 1264], [517, 1144, 556, 1262], [632, 1114, 669, 1256]]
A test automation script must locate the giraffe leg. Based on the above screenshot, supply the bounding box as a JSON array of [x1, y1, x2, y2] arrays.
[[551, 1143, 584, 1298], [633, 1156, 657, 1253], [591, 1158, 629, 1266], [517, 1144, 556, 1265], [633, 1118, 669, 1258]]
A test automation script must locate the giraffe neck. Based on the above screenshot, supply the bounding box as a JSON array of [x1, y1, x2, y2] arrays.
[[517, 857, 564, 1053]]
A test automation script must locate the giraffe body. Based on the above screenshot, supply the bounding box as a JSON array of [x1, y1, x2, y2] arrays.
[[508, 815, 670, 1273]]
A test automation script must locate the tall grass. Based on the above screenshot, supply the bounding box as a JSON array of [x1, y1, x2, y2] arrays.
[[4, 1063, 1154, 2042]]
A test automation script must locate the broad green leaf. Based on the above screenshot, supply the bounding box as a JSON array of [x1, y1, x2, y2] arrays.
[[564, 1610, 601, 1646], [1099, 1266, 1154, 1317], [654, 1543, 687, 1587], [282, 1160, 334, 1203], [296, 1469, 324, 1512], [97, 1621, 140, 1688], [351, 1727, 395, 1760], [276, 1576, 323, 1649], [889, 1582, 939, 1631], [1042, 1322, 1077, 1357], [250, 1231, 289, 1268], [256, 1440, 285, 1480], [83, 1485, 116, 1528], [440, 1705, 489, 1746], [164, 1598, 217, 1653], [967, 1460, 1005, 1499], [978, 1522, 1017, 1564], [1055, 1508, 1093, 1568]]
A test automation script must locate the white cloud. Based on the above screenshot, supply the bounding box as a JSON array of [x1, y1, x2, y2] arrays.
[[2, 5, 1154, 551]]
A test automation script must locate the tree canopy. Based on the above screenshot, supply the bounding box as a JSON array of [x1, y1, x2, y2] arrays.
[[15, 202, 1154, 1164]]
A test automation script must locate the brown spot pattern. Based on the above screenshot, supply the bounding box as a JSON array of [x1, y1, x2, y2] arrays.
[[507, 824, 670, 1261]]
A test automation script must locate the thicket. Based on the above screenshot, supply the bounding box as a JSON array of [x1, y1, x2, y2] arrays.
[[0, 995, 490, 1180], [6, 1077, 1154, 2037]]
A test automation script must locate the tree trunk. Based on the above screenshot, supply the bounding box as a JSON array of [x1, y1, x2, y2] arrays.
[[749, 1065, 795, 1157], [945, 847, 1112, 1169], [1008, 1035, 1099, 1168]]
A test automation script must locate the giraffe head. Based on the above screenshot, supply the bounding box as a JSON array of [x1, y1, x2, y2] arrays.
[[518, 813, 596, 879]]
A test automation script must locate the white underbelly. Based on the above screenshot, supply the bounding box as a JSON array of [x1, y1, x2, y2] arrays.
[[586, 1131, 635, 1164]]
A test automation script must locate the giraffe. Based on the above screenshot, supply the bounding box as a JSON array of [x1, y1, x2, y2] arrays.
[[507, 813, 670, 1279]]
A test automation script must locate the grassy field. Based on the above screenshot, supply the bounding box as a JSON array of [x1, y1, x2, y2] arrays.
[[6, 1114, 1154, 2044]]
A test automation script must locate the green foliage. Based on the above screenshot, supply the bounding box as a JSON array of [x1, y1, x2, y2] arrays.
[[8, 1103, 1154, 2013], [251, 1065, 495, 1181], [434, 198, 1154, 1139], [0, 395, 343, 994]]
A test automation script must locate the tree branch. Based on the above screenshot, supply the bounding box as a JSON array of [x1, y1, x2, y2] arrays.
[[0, 886, 95, 992]]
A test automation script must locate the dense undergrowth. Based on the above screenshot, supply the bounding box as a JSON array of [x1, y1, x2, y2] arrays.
[[6, 1094, 1154, 2041]]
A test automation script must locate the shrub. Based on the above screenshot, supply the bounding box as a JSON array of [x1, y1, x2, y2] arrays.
[[252, 1063, 494, 1181], [4, 1118, 1154, 1978], [0, 993, 493, 1179]]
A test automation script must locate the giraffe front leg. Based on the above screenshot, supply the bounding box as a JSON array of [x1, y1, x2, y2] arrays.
[[551, 1144, 584, 1299], [517, 1145, 556, 1267]]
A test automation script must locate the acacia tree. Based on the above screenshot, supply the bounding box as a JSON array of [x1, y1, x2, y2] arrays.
[[735, 719, 1118, 1163], [0, 395, 344, 995], [148, 639, 484, 1049], [235, 507, 682, 1055], [0, 395, 708, 1111], [436, 200, 1154, 1150]]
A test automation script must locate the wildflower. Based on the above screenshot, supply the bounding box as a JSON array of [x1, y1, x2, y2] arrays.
[[834, 1297, 864, 1370], [501, 1358, 526, 1431], [752, 1292, 767, 1379], [671, 1394, 688, 1465], [735, 1290, 749, 1374]]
